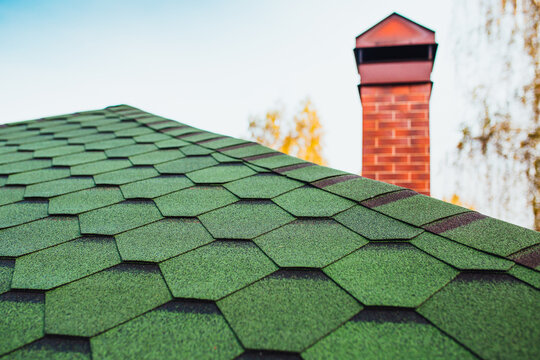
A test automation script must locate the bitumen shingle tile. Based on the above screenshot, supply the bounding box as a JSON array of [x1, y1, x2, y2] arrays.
[[418, 274, 540, 359], [217, 270, 361, 352], [160, 241, 277, 300], [324, 243, 458, 307], [154, 186, 238, 216], [115, 218, 213, 262], [48, 186, 124, 215], [90, 301, 243, 360], [11, 236, 121, 290], [119, 175, 193, 199], [45, 264, 171, 337], [79, 200, 163, 235], [254, 219, 368, 268], [1, 105, 537, 359]]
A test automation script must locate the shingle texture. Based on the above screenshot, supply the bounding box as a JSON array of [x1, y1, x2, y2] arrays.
[[0, 105, 538, 359]]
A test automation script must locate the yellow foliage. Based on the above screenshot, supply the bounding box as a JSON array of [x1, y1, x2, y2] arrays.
[[248, 99, 327, 165], [443, 194, 475, 210]]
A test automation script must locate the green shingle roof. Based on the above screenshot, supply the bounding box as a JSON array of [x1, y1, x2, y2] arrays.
[[0, 105, 538, 359]]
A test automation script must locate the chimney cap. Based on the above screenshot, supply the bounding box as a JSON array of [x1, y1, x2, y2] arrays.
[[356, 12, 435, 48]]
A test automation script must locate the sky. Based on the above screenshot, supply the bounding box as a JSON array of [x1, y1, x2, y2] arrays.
[[0, 1, 529, 226]]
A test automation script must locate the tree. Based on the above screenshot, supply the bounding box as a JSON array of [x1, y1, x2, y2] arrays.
[[454, 0, 539, 230], [248, 99, 327, 165]]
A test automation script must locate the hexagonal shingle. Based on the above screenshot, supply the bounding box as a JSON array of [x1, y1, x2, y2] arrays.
[[324, 243, 458, 307], [302, 310, 475, 360], [120, 175, 193, 199], [49, 186, 124, 215], [155, 156, 217, 174], [273, 187, 354, 217], [7, 167, 70, 185], [0, 216, 80, 257], [0, 159, 51, 175], [0, 201, 49, 229], [11, 237, 121, 290], [186, 164, 255, 184], [411, 232, 513, 270], [217, 270, 361, 352], [24, 177, 95, 198], [254, 219, 368, 268], [94, 167, 158, 185], [224, 174, 303, 199], [0, 292, 44, 356], [129, 149, 185, 165], [91, 301, 243, 360], [155, 186, 237, 217], [116, 218, 214, 262], [70, 159, 131, 176], [52, 151, 106, 166], [199, 201, 294, 239], [0, 260, 14, 295], [79, 200, 163, 235], [105, 143, 157, 157], [2, 337, 91, 360], [45, 264, 171, 337], [160, 241, 277, 300], [0, 186, 25, 206], [334, 205, 423, 240], [418, 274, 540, 359]]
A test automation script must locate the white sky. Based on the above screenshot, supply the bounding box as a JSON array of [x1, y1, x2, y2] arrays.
[[2, 0, 529, 226]]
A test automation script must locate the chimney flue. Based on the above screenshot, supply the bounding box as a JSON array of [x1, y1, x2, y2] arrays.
[[355, 13, 437, 196]]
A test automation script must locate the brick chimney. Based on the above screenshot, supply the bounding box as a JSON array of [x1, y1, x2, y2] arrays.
[[354, 13, 437, 195]]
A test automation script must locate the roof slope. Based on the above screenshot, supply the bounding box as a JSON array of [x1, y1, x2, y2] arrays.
[[0, 105, 538, 359]]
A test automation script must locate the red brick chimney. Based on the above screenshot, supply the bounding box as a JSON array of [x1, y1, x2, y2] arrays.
[[354, 13, 437, 195]]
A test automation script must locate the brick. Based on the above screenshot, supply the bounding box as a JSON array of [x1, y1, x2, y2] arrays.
[[378, 173, 410, 181], [411, 173, 430, 180], [364, 130, 394, 138], [377, 155, 409, 163], [395, 164, 427, 172], [363, 147, 393, 155], [410, 155, 430, 163], [364, 113, 393, 121], [378, 138, 409, 146], [394, 94, 428, 102], [379, 121, 409, 129], [396, 129, 427, 137], [361, 94, 393, 103], [394, 146, 428, 155], [378, 104, 410, 112], [410, 103, 429, 110], [411, 138, 430, 146], [395, 112, 428, 120], [363, 164, 394, 172]]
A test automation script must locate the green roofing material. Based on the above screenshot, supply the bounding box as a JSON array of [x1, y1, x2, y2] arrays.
[[218, 271, 361, 352], [45, 264, 171, 337], [52, 151, 106, 166], [116, 218, 213, 262], [48, 187, 124, 214], [161, 241, 277, 300], [70, 159, 131, 175], [254, 220, 368, 268], [200, 201, 294, 239], [104, 143, 157, 157], [7, 168, 70, 185], [180, 144, 214, 156], [155, 156, 217, 174], [321, 176, 400, 202], [224, 174, 303, 198], [129, 149, 184, 165], [24, 177, 94, 198], [0, 260, 14, 295], [418, 274, 540, 359], [155, 186, 238, 216], [34, 145, 84, 158], [273, 187, 354, 217], [302, 310, 475, 360], [411, 232, 513, 270], [79, 200, 163, 235], [120, 175, 193, 199], [93, 166, 158, 185], [508, 264, 540, 288], [90, 301, 243, 360], [437, 216, 540, 256], [0, 159, 51, 175], [0, 105, 538, 359], [3, 338, 91, 360], [372, 194, 470, 226], [335, 205, 423, 240], [0, 187, 25, 205], [0, 293, 44, 356], [0, 217, 80, 257], [324, 243, 458, 307], [11, 237, 121, 290], [0, 201, 49, 229], [281, 165, 348, 182], [187, 164, 255, 184]]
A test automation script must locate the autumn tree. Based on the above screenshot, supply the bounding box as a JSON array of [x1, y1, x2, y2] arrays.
[[453, 0, 539, 229], [248, 99, 327, 165]]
